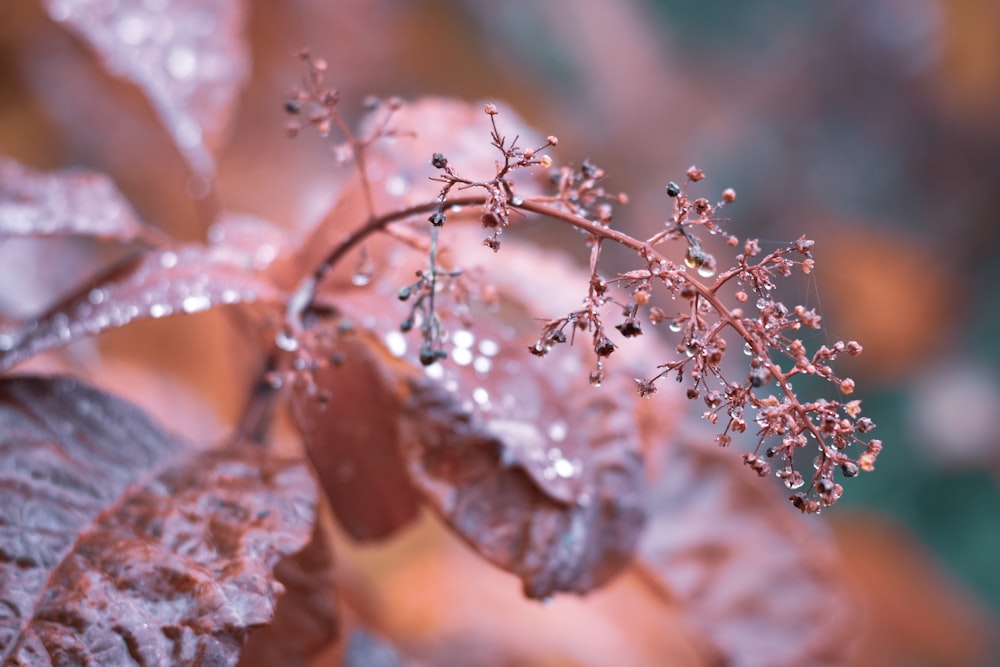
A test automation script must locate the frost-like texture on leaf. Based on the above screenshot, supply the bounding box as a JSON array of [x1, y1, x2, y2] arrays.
[[43, 0, 249, 177], [0, 157, 145, 240], [0, 230, 287, 371], [0, 375, 316, 666], [290, 335, 422, 541], [239, 521, 338, 667], [637, 438, 855, 667]]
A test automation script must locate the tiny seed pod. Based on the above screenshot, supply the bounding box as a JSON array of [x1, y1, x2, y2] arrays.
[[615, 320, 642, 338], [666, 181, 681, 197], [419, 346, 439, 366], [431, 152, 448, 169], [594, 336, 616, 357]]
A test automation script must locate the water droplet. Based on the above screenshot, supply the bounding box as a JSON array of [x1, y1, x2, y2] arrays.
[[478, 338, 500, 356], [115, 14, 149, 45], [756, 298, 768, 309], [254, 244, 277, 268], [697, 263, 716, 278], [547, 421, 568, 442], [451, 347, 473, 365], [385, 175, 407, 196], [743, 342, 753, 356], [181, 294, 211, 313], [334, 143, 354, 163], [511, 196, 523, 206], [175, 117, 203, 149], [351, 272, 371, 287], [0, 332, 17, 351], [160, 251, 179, 268], [499, 445, 517, 467], [275, 330, 300, 352], [425, 363, 444, 380], [472, 387, 490, 406], [220, 289, 239, 304], [88, 288, 106, 305], [668, 319, 682, 333], [384, 330, 407, 357], [149, 303, 171, 319], [552, 457, 576, 478], [167, 45, 198, 80], [452, 329, 475, 349], [473, 356, 492, 374]]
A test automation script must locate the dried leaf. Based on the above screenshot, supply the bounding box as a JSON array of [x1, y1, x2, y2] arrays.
[[289, 335, 422, 541], [0, 375, 316, 666], [43, 0, 249, 177], [0, 157, 146, 241], [636, 437, 856, 667], [239, 520, 339, 667], [0, 232, 287, 372]]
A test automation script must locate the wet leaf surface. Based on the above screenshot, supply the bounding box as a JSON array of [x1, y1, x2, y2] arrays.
[[636, 437, 856, 667], [289, 335, 422, 541], [0, 230, 288, 372], [0, 157, 146, 241], [239, 520, 339, 667], [316, 225, 650, 598], [0, 375, 316, 666], [401, 371, 645, 600], [42, 0, 249, 177]]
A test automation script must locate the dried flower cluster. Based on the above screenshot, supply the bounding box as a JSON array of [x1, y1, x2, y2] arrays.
[[285, 53, 879, 513]]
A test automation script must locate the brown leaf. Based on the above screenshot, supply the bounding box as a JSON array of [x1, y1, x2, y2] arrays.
[[319, 226, 649, 598], [239, 519, 339, 667], [401, 369, 644, 600], [289, 335, 422, 541], [0, 231, 287, 372], [636, 437, 856, 667], [0, 375, 316, 665], [42, 0, 249, 177], [0, 157, 146, 241], [332, 513, 712, 667]]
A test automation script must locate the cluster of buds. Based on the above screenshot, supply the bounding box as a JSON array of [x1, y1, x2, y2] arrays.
[[288, 89, 880, 513]]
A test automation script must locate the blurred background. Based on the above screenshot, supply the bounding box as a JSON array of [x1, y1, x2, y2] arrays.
[[2, 1, 999, 665]]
